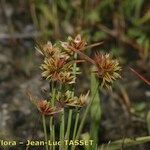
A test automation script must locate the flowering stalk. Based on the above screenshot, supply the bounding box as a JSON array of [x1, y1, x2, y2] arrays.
[[71, 83, 100, 150], [65, 53, 77, 150], [59, 110, 65, 150], [90, 72, 101, 149], [76, 82, 100, 139], [58, 83, 64, 150], [42, 115, 49, 150], [49, 82, 56, 150], [65, 109, 72, 148], [49, 117, 53, 150], [52, 124, 55, 149], [72, 109, 80, 140]]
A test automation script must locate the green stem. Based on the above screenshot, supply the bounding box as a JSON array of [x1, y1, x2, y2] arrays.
[[65, 53, 77, 149], [52, 124, 55, 150], [59, 110, 65, 150], [62, 111, 65, 147], [65, 110, 73, 139], [72, 110, 80, 140], [65, 109, 73, 149], [100, 136, 150, 150], [70, 110, 80, 150], [59, 119, 62, 150], [49, 117, 53, 150], [42, 115, 49, 150], [51, 82, 56, 106], [50, 82, 56, 150], [75, 83, 100, 141]]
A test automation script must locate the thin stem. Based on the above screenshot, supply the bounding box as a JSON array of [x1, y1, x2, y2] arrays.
[[65, 53, 77, 149], [65, 109, 73, 139], [51, 81, 56, 106], [72, 110, 80, 140], [42, 115, 49, 150], [49, 81, 56, 150], [49, 117, 53, 150], [52, 124, 55, 150], [100, 136, 150, 149], [59, 83, 64, 150], [75, 83, 100, 140], [71, 83, 99, 150], [71, 110, 80, 150], [62, 111, 65, 148], [59, 110, 65, 150], [59, 118, 62, 150], [129, 67, 150, 85], [68, 42, 103, 65], [65, 109, 73, 149]]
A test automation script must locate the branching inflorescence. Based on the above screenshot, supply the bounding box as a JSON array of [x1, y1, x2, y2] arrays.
[[29, 34, 121, 150]]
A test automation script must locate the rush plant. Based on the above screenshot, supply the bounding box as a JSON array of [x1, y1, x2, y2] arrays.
[[28, 34, 121, 150]]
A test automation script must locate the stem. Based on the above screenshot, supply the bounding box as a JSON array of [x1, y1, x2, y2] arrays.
[[59, 110, 65, 150], [75, 83, 100, 140], [49, 117, 53, 150], [42, 115, 49, 150], [65, 53, 77, 149], [65, 109, 73, 139], [51, 82, 56, 106], [89, 73, 101, 149], [100, 136, 150, 150], [52, 124, 55, 150], [72, 110, 80, 140], [58, 83, 64, 150], [62, 111, 65, 148], [65, 109, 73, 149], [50, 82, 56, 150], [59, 119, 62, 150], [71, 110, 80, 150], [71, 83, 99, 150]]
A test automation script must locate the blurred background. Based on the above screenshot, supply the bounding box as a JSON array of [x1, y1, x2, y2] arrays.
[[0, 0, 150, 149]]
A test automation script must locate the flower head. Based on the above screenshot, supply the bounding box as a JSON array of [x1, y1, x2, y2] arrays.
[[69, 34, 87, 50], [66, 92, 89, 107], [56, 90, 89, 108], [61, 34, 87, 55], [37, 100, 62, 115], [40, 55, 75, 84], [93, 52, 121, 89], [37, 100, 54, 115], [27, 91, 62, 115], [37, 42, 59, 57]]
